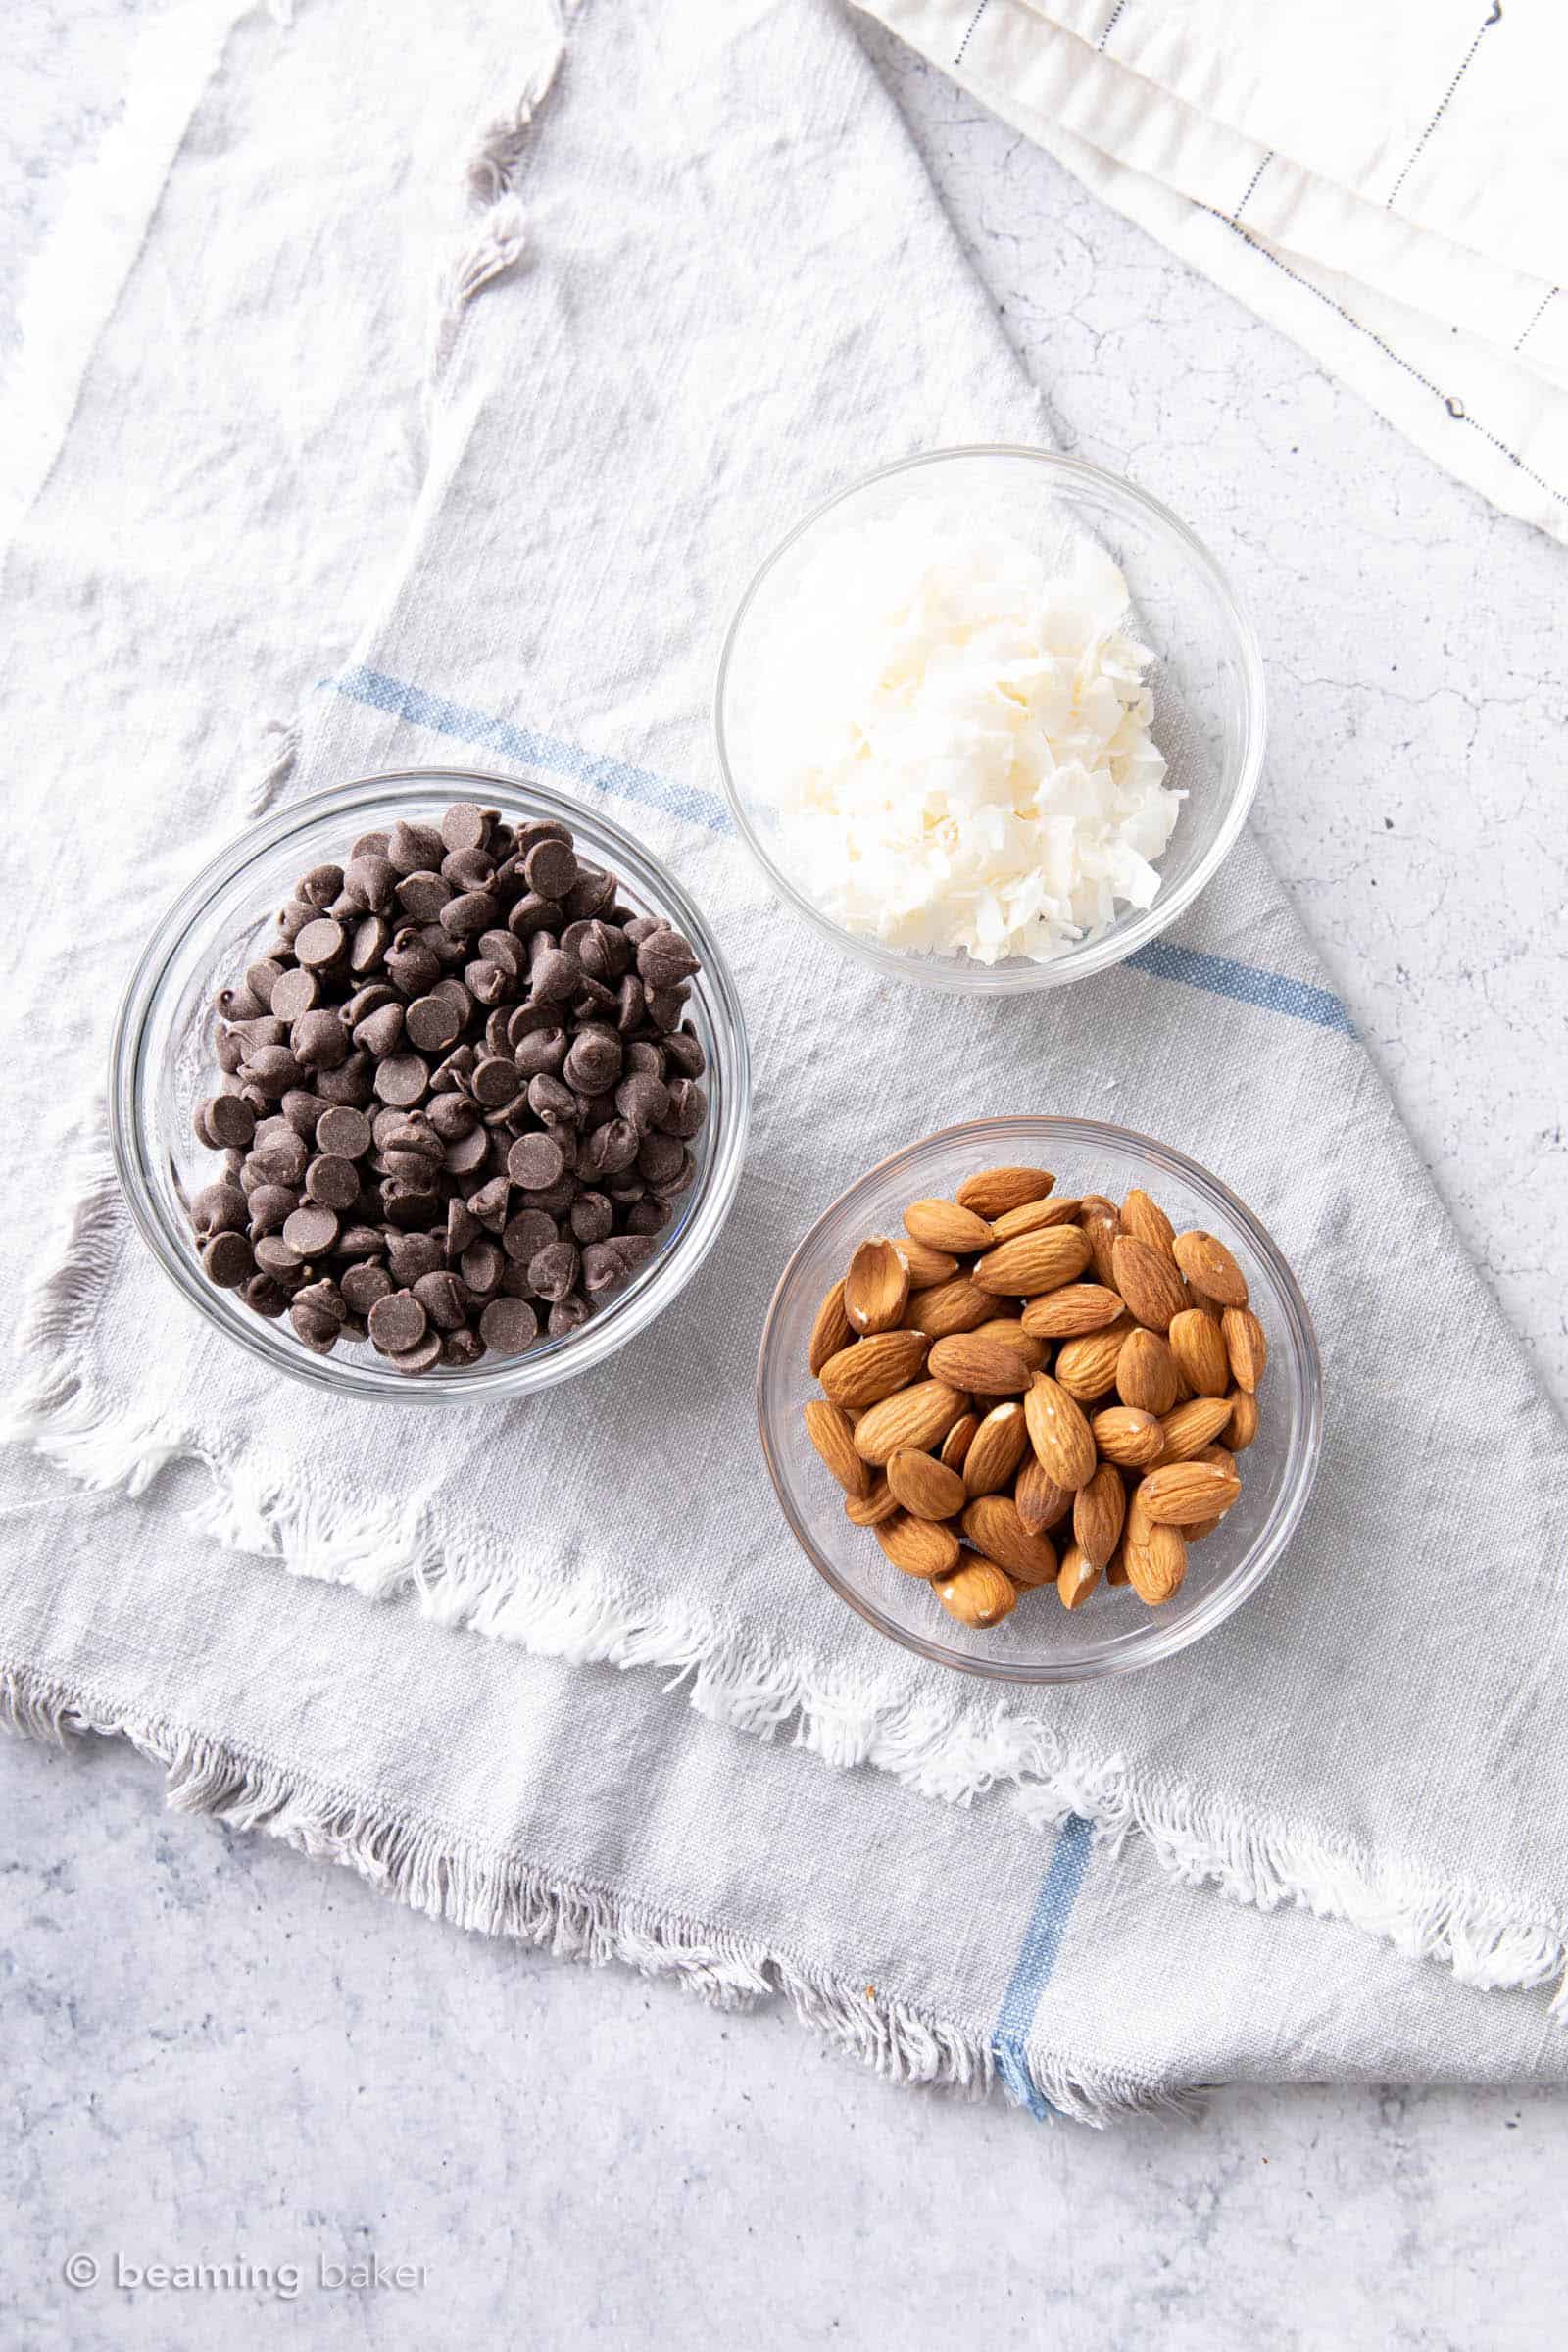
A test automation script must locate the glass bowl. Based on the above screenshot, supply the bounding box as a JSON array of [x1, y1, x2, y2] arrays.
[[757, 1117, 1320, 1682], [713, 446, 1266, 994], [110, 768, 750, 1403]]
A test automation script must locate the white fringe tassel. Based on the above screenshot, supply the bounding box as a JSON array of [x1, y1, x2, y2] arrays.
[[0, 1662, 1172, 2126]]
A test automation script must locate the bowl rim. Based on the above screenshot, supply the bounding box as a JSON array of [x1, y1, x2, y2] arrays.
[[756, 1114, 1321, 1682], [110, 764, 751, 1405], [712, 443, 1269, 995]]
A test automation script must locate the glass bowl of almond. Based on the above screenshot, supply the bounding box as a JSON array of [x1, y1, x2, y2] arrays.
[[756, 1117, 1321, 1682]]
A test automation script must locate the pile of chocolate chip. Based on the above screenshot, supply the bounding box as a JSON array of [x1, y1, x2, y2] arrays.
[[187, 804, 710, 1373]]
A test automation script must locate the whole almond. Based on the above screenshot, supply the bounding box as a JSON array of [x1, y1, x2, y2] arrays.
[[1137, 1459, 1243, 1526], [818, 1329, 929, 1410], [903, 1276, 995, 1339], [1079, 1197, 1121, 1288], [973, 1317, 1048, 1373], [1115, 1326, 1182, 1415], [1157, 1395, 1235, 1463], [886, 1446, 968, 1522], [1054, 1317, 1134, 1401], [1223, 1306, 1269, 1393], [1167, 1306, 1230, 1397], [961, 1493, 1058, 1585], [1225, 1387, 1259, 1450], [803, 1399, 873, 1499], [1072, 1462, 1126, 1570], [895, 1237, 959, 1288], [808, 1279, 853, 1376], [940, 1412, 981, 1471], [988, 1195, 1085, 1243], [874, 1510, 961, 1580], [1024, 1373, 1097, 1490], [1103, 1538, 1130, 1587], [1173, 1229, 1249, 1308], [844, 1237, 910, 1335], [1121, 1188, 1176, 1256], [853, 1379, 968, 1465], [973, 1224, 1092, 1299], [845, 1476, 900, 1527], [905, 1198, 995, 1253], [1057, 1544, 1102, 1611], [1014, 1454, 1074, 1532], [928, 1333, 1035, 1395], [1020, 1283, 1126, 1340], [1091, 1403, 1165, 1469], [1111, 1234, 1188, 1332], [1125, 1523, 1188, 1606], [932, 1558, 1017, 1628], [962, 1400, 1030, 1496], [1189, 1444, 1238, 1532], [956, 1165, 1055, 1219]]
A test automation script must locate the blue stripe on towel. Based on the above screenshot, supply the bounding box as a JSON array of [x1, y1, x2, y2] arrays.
[[326, 668, 1352, 1037], [1127, 938, 1355, 1035], [992, 1813, 1096, 2120]]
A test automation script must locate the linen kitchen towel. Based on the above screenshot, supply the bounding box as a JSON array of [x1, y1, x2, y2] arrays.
[[3, 0, 1567, 2120], [858, 0, 1568, 545]]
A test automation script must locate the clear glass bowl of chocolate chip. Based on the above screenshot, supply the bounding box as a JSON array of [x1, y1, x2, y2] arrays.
[[111, 769, 750, 1399]]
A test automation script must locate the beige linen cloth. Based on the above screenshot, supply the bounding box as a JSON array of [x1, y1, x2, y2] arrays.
[[2, 0, 1567, 2123], [860, 0, 1568, 542]]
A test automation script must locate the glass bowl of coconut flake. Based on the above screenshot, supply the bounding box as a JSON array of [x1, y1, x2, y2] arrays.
[[713, 446, 1266, 994]]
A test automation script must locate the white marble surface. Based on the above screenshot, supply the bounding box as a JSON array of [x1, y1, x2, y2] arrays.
[[3, 8, 1566, 2348]]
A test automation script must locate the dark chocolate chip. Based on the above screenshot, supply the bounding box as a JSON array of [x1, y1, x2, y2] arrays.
[[478, 1297, 538, 1355]]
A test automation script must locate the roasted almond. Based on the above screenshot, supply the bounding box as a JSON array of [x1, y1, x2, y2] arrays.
[[853, 1379, 968, 1465], [1072, 1462, 1126, 1570], [1137, 1459, 1242, 1526], [1167, 1306, 1230, 1397], [1023, 1373, 1097, 1490], [972, 1317, 1049, 1373], [1020, 1283, 1126, 1340], [961, 1400, 1030, 1496], [845, 1476, 900, 1527], [927, 1333, 1036, 1395], [905, 1198, 995, 1253], [1224, 1386, 1259, 1450], [874, 1510, 961, 1579], [1111, 1234, 1188, 1332], [1173, 1228, 1249, 1308], [1090, 1404, 1165, 1469], [1056, 1544, 1102, 1610], [902, 1276, 996, 1339], [956, 1165, 1055, 1219], [886, 1446, 968, 1522], [1054, 1317, 1134, 1401], [1079, 1197, 1121, 1288], [1222, 1306, 1269, 1393], [961, 1493, 1058, 1585], [803, 1399, 872, 1499], [818, 1329, 929, 1409], [940, 1412, 981, 1471], [1120, 1187, 1176, 1256], [843, 1237, 910, 1334], [1014, 1453, 1075, 1533], [972, 1224, 1092, 1298], [1124, 1522, 1187, 1606], [988, 1194, 1084, 1243], [895, 1237, 959, 1289], [1115, 1326, 1182, 1416], [932, 1558, 1017, 1627], [808, 1278, 853, 1376], [1156, 1395, 1236, 1463]]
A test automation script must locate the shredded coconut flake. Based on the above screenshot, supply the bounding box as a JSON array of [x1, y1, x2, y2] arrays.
[[757, 509, 1181, 964]]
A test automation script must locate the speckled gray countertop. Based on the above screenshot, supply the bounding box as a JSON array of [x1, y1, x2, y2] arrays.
[[4, 10, 1565, 2348]]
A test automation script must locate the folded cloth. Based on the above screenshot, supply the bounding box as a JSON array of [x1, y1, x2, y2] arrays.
[[4, 0, 1568, 2122], [858, 0, 1568, 544]]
